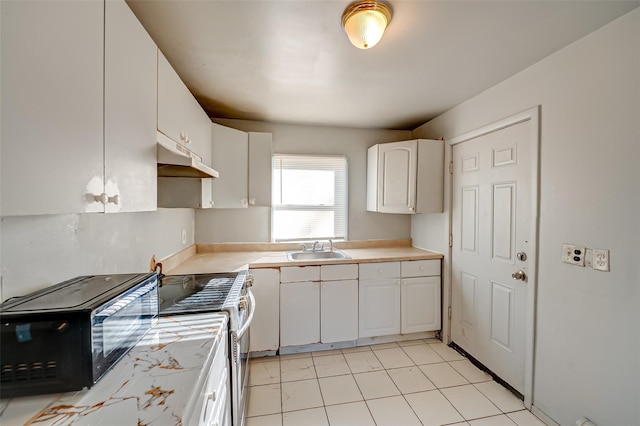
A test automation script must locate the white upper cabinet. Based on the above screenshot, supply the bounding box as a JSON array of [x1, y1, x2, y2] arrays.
[[157, 52, 212, 166], [1, 0, 158, 216], [367, 139, 444, 214], [1, 1, 104, 216], [211, 124, 272, 208], [104, 0, 157, 213]]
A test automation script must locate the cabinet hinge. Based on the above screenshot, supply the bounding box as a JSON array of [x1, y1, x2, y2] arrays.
[[448, 306, 452, 320], [449, 234, 453, 248], [449, 161, 454, 175]]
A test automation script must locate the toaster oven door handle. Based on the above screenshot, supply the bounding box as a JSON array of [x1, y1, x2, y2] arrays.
[[236, 288, 255, 340]]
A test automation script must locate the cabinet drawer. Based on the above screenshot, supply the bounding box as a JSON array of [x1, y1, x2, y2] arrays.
[[401, 260, 441, 277], [359, 262, 400, 280], [280, 266, 320, 283], [321, 264, 358, 281]]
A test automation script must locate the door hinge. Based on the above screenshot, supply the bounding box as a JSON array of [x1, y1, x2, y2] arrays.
[[448, 306, 452, 320], [449, 161, 454, 175], [449, 234, 453, 248]]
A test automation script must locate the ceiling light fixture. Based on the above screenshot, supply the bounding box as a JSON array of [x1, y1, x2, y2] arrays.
[[341, 1, 392, 50]]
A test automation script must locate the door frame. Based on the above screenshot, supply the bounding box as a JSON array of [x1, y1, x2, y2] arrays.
[[445, 106, 540, 408]]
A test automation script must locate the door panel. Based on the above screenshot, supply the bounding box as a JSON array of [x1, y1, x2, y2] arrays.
[[451, 120, 531, 394]]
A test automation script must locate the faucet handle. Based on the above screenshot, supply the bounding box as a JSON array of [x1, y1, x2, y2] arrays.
[[300, 243, 308, 251]]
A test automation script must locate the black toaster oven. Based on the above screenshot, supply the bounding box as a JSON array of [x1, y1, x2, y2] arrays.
[[0, 273, 158, 399]]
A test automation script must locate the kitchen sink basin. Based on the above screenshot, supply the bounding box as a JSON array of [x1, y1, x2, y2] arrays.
[[286, 249, 351, 261]]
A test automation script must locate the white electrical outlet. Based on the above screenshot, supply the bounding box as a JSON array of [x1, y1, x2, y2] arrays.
[[181, 230, 187, 245], [592, 248, 610, 272], [562, 244, 585, 266]]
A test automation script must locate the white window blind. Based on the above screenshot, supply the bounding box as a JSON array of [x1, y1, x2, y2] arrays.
[[272, 155, 347, 242]]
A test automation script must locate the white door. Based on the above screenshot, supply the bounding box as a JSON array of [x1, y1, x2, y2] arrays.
[[321, 280, 358, 343], [359, 279, 400, 337], [280, 281, 320, 346], [451, 119, 533, 395], [401, 277, 441, 333], [378, 140, 417, 213]]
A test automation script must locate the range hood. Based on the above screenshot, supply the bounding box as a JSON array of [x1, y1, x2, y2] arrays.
[[157, 132, 219, 178]]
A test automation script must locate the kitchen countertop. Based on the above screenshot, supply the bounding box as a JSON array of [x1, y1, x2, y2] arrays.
[[0, 313, 227, 426], [165, 239, 443, 275]]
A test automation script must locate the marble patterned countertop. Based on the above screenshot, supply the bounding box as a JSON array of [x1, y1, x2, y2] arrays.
[[0, 313, 228, 426]]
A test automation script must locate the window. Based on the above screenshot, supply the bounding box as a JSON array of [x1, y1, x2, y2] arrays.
[[272, 155, 347, 242]]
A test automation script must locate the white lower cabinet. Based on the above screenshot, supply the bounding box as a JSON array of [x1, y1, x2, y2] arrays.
[[359, 260, 441, 338], [401, 277, 441, 333], [248, 268, 280, 353], [358, 278, 401, 338], [320, 264, 359, 343], [280, 280, 320, 347]]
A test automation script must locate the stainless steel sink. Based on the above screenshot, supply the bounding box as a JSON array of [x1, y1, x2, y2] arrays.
[[286, 249, 351, 261]]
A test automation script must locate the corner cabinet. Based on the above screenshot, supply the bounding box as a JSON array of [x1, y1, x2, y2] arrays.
[[210, 124, 272, 208], [367, 139, 444, 214], [1, 0, 157, 216]]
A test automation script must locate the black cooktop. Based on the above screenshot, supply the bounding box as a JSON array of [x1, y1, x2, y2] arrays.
[[158, 273, 238, 316]]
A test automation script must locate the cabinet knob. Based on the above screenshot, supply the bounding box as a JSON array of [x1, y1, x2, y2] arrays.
[[419, 266, 424, 271], [378, 269, 383, 273], [185, 136, 191, 144], [249, 198, 256, 206], [108, 194, 120, 205], [94, 193, 109, 205], [409, 206, 415, 212]]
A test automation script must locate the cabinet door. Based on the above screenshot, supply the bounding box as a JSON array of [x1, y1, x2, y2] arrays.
[[321, 280, 358, 343], [249, 268, 280, 352], [211, 123, 249, 208], [248, 132, 273, 207], [157, 51, 188, 147], [358, 279, 400, 338], [401, 276, 441, 333], [1, 1, 104, 215], [377, 140, 418, 214], [104, 0, 157, 213], [280, 281, 320, 347], [186, 98, 212, 168]]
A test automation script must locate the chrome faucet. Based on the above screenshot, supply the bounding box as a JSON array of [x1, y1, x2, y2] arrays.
[[300, 243, 309, 251], [328, 239, 333, 251], [312, 240, 320, 252]]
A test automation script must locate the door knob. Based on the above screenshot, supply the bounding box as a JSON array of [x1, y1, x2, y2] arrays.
[[512, 270, 527, 281]]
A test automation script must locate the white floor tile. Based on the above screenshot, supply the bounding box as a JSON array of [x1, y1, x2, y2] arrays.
[[373, 347, 415, 369], [282, 407, 328, 426], [325, 401, 376, 426], [247, 384, 282, 417], [366, 396, 422, 426], [369, 342, 400, 350], [402, 343, 445, 365], [313, 354, 351, 378], [281, 379, 324, 412], [420, 362, 469, 388], [404, 390, 465, 426], [429, 342, 466, 361], [341, 345, 372, 354], [353, 371, 401, 400], [507, 410, 547, 426], [387, 366, 436, 394], [280, 352, 312, 359], [468, 414, 518, 426], [312, 349, 343, 357], [246, 413, 283, 426], [441, 385, 502, 420], [474, 381, 525, 413], [398, 339, 427, 347], [280, 357, 317, 382], [344, 351, 384, 373], [449, 360, 493, 383], [250, 360, 281, 386], [318, 375, 363, 406]]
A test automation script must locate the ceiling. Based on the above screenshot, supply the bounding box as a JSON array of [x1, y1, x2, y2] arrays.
[[127, 1, 639, 130]]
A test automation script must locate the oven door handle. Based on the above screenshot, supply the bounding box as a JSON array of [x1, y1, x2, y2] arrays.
[[236, 288, 255, 340]]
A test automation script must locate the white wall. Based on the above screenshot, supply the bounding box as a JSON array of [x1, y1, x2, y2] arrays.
[[412, 9, 639, 426], [0, 208, 194, 302], [196, 120, 413, 243]]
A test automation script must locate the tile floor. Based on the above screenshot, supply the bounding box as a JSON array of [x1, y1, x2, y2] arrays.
[[246, 339, 546, 426]]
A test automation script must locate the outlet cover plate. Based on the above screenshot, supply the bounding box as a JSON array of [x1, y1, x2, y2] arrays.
[[592, 249, 610, 272], [562, 244, 585, 266]]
